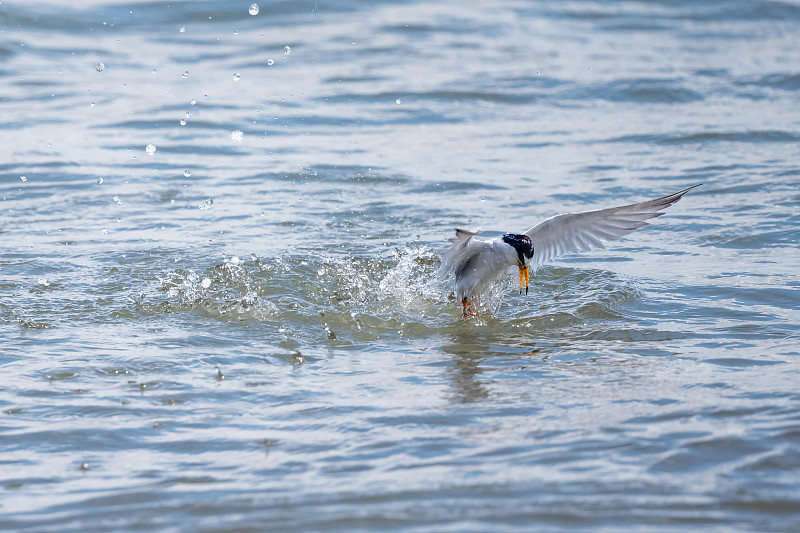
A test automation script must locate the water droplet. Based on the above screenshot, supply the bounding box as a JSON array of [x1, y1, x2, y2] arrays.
[[101, 228, 108, 234], [284, 45, 291, 55], [145, 143, 156, 155], [80, 463, 90, 471], [190, 98, 196, 105], [232, 72, 241, 81], [201, 278, 211, 288], [230, 256, 240, 265], [198, 198, 214, 210], [95, 62, 105, 72], [267, 58, 274, 66], [19, 175, 27, 182], [233, 29, 239, 35], [90, 102, 95, 108], [113, 195, 122, 204], [249, 3, 259, 15], [181, 70, 189, 78], [260, 210, 266, 216], [183, 169, 191, 177], [97, 177, 104, 184], [231, 130, 244, 142], [179, 119, 187, 126], [185, 112, 191, 119], [395, 99, 401, 104], [179, 26, 185, 33], [38, 277, 50, 287]]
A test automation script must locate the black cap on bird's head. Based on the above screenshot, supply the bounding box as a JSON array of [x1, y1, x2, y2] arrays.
[[502, 233, 534, 265]]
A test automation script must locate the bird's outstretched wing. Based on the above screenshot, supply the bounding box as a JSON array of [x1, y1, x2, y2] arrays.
[[438, 228, 485, 279], [523, 184, 700, 267]]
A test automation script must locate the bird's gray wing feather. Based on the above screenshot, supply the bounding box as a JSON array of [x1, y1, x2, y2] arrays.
[[523, 185, 700, 267], [438, 228, 486, 280]]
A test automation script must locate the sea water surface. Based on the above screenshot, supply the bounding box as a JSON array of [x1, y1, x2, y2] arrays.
[[2, 1, 800, 531]]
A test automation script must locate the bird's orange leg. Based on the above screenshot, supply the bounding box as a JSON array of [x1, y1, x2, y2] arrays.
[[461, 297, 477, 318]]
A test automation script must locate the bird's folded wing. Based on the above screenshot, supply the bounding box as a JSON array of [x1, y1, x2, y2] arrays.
[[438, 228, 484, 279], [523, 185, 700, 267]]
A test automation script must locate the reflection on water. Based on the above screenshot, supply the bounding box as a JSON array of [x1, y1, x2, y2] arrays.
[[2, 0, 800, 531]]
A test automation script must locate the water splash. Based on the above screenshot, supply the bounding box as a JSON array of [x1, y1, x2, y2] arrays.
[[145, 265, 279, 321]]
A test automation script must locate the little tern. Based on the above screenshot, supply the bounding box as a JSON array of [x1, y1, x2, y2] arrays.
[[438, 184, 701, 317]]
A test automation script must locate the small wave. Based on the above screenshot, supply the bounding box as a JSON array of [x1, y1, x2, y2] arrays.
[[601, 130, 800, 145], [565, 78, 703, 104]]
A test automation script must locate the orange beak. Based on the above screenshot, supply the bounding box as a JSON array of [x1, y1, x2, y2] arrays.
[[518, 264, 529, 295]]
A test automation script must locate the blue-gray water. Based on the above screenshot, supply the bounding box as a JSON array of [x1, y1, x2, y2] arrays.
[[2, 1, 800, 531]]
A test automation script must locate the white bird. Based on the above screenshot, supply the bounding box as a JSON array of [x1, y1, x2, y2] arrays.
[[438, 184, 701, 316]]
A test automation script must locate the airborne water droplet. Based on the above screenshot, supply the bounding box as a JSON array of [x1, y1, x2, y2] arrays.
[[190, 98, 196, 105], [145, 143, 156, 155], [97, 177, 104, 184], [284, 45, 291, 55], [249, 3, 259, 15], [38, 277, 50, 287], [181, 70, 189, 78], [20, 175, 27, 182], [179, 26, 185, 33], [183, 169, 191, 177], [232, 72, 241, 81], [96, 62, 105, 72], [231, 130, 244, 142], [179, 119, 187, 126], [267, 58, 274, 66], [198, 198, 214, 210]]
